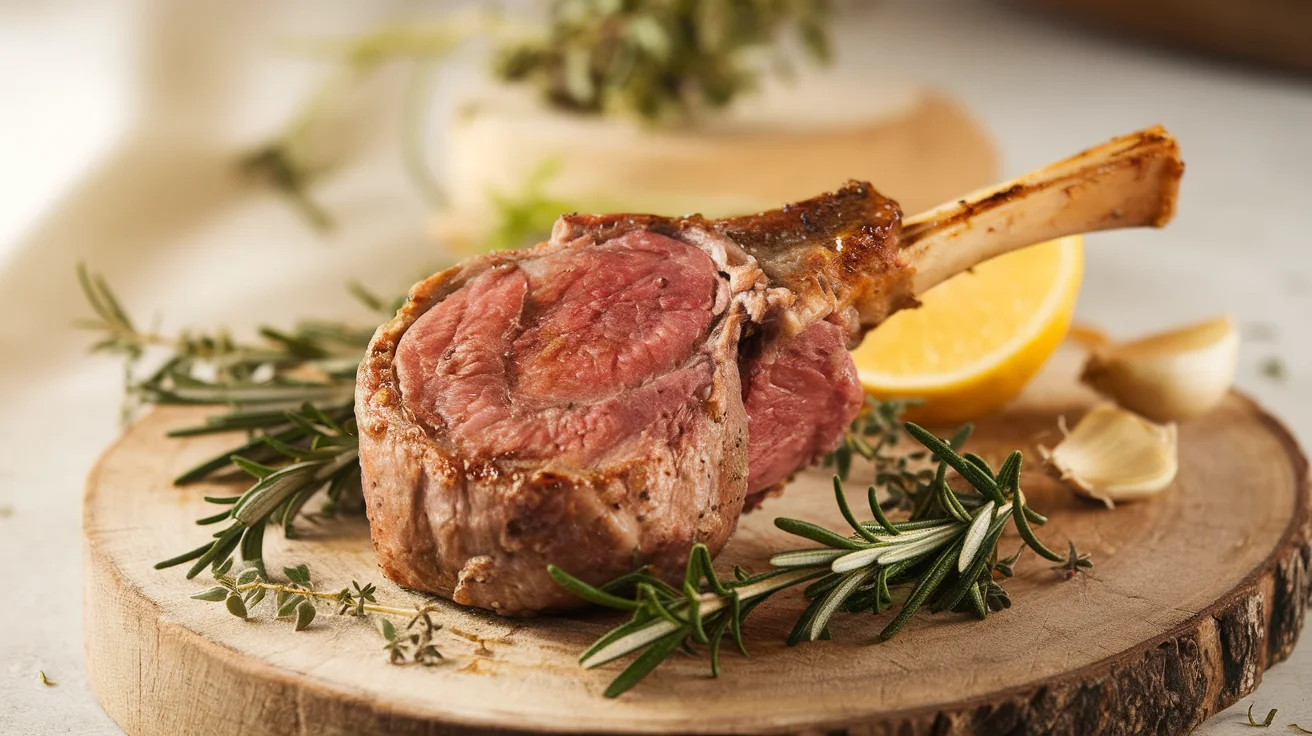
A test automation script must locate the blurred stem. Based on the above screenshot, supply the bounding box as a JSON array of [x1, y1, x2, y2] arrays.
[[244, 19, 480, 231], [401, 59, 446, 208]]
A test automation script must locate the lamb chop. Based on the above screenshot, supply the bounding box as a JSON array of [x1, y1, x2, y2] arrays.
[[356, 127, 1183, 615]]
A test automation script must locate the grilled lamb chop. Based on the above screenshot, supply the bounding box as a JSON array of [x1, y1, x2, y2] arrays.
[[357, 127, 1182, 614]]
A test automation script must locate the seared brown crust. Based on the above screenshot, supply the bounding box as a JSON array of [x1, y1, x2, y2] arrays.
[[555, 181, 916, 345], [712, 181, 914, 342]]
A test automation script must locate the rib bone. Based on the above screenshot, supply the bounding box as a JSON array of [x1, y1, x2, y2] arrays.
[[900, 126, 1184, 294]]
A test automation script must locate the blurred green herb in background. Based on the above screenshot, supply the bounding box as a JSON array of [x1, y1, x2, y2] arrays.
[[496, 0, 832, 123], [482, 159, 574, 252], [245, 1, 833, 231]]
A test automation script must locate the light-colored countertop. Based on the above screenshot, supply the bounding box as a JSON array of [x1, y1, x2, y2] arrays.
[[1, 1, 1308, 733]]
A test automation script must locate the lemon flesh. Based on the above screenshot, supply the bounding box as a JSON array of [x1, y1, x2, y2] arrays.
[[852, 235, 1084, 423]]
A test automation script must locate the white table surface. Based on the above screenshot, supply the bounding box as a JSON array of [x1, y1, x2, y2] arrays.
[[1, 1, 1308, 733]]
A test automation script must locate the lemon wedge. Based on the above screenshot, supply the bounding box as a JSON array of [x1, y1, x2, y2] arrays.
[[852, 235, 1084, 423]]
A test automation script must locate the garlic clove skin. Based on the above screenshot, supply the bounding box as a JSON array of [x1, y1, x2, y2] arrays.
[[1045, 404, 1178, 508], [1080, 315, 1238, 423]]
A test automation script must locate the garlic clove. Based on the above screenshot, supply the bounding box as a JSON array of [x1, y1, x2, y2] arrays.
[[1045, 404, 1178, 508], [1080, 315, 1238, 423]]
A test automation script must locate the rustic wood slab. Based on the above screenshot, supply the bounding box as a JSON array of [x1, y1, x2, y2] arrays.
[[84, 355, 1310, 735]]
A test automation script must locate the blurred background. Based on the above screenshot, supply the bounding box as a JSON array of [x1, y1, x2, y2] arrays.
[[0, 0, 1308, 732]]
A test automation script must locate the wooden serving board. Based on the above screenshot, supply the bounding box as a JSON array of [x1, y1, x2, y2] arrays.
[[84, 356, 1310, 735]]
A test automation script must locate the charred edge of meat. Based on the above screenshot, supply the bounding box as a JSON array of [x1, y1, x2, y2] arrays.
[[555, 181, 918, 341]]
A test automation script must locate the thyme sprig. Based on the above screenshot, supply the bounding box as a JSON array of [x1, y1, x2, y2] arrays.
[[380, 611, 445, 667], [822, 396, 956, 516], [553, 421, 1084, 697], [78, 265, 387, 577], [192, 561, 444, 665]]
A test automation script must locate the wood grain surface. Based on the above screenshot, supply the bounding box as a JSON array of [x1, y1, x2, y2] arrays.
[[83, 353, 1311, 735]]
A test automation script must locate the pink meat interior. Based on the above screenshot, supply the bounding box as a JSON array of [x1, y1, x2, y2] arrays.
[[741, 321, 865, 494], [395, 232, 721, 466]]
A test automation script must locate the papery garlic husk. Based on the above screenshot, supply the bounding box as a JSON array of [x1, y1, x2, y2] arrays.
[[1045, 404, 1178, 507], [1080, 315, 1238, 422]]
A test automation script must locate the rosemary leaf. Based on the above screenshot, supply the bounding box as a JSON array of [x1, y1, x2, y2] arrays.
[[833, 475, 881, 542], [1012, 488, 1064, 563], [547, 566, 642, 612], [603, 630, 686, 698], [1247, 703, 1277, 727], [772, 518, 864, 550], [906, 423, 1004, 504], [769, 549, 845, 568], [957, 500, 996, 573], [806, 568, 875, 641], [878, 539, 962, 641]]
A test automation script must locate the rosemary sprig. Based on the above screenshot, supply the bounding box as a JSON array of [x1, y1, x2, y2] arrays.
[[77, 263, 371, 415], [554, 422, 1088, 697], [156, 402, 363, 580], [78, 265, 387, 577], [550, 549, 819, 698]]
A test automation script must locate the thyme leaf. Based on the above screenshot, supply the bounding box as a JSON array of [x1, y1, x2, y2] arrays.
[[188, 561, 445, 666]]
